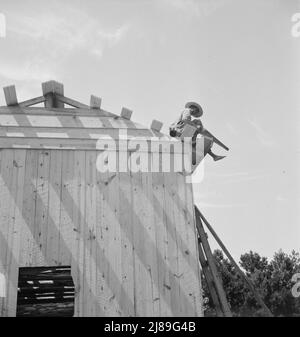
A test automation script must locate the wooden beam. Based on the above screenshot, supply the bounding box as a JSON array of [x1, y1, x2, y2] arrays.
[[120, 107, 132, 120], [195, 207, 232, 317], [42, 80, 64, 96], [0, 106, 119, 118], [150, 119, 163, 132], [198, 239, 224, 317], [19, 96, 46, 108], [196, 207, 273, 317], [3, 85, 18, 106], [90, 95, 101, 109], [42, 80, 64, 108], [55, 94, 89, 109]]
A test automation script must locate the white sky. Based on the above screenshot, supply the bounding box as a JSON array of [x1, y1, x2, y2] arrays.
[[0, 0, 299, 260]]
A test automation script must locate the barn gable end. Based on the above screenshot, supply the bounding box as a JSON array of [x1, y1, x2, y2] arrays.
[[0, 81, 203, 317]]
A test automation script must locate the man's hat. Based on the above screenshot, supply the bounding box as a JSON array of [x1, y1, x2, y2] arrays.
[[185, 102, 203, 117]]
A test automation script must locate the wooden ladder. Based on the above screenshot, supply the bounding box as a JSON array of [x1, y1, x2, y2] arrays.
[[194, 205, 273, 317], [195, 206, 232, 317]]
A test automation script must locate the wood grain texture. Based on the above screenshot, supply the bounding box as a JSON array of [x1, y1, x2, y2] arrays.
[[0, 149, 26, 316], [0, 149, 202, 317], [3, 86, 18, 106], [90, 95, 101, 109]]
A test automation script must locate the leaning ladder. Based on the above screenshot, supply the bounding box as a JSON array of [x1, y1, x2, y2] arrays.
[[194, 205, 273, 317], [195, 206, 232, 317]]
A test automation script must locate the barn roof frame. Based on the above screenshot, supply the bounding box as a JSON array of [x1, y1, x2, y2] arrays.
[[1, 80, 165, 134]]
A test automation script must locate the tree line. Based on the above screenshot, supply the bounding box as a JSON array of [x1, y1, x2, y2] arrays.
[[202, 249, 300, 316]]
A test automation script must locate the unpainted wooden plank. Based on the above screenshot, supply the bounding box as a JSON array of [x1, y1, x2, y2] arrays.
[[120, 108, 132, 120], [197, 240, 223, 317], [95, 162, 107, 316], [170, 173, 192, 316], [140, 171, 161, 316], [163, 172, 181, 316], [0, 137, 183, 154], [0, 149, 6, 315], [84, 151, 98, 316], [59, 150, 75, 266], [19, 150, 39, 267], [55, 94, 89, 109], [34, 150, 50, 266], [175, 173, 203, 316], [2, 150, 26, 316], [0, 111, 148, 131], [151, 169, 172, 316], [117, 172, 135, 316], [0, 106, 118, 118], [0, 114, 145, 129], [19, 96, 46, 108], [183, 178, 203, 316], [95, 164, 124, 316], [95, 169, 107, 315], [195, 212, 231, 316], [104, 168, 124, 316], [90, 95, 101, 109], [42, 81, 64, 108], [3, 85, 18, 106], [0, 126, 154, 142], [72, 150, 86, 317], [45, 150, 63, 265], [42, 81, 64, 96], [131, 171, 153, 316], [0, 149, 13, 316], [150, 119, 163, 132], [151, 170, 202, 316]]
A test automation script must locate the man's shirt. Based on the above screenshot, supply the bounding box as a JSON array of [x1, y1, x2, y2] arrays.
[[170, 108, 202, 136]]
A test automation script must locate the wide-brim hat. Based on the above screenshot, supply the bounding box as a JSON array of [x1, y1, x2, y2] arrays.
[[185, 102, 203, 117]]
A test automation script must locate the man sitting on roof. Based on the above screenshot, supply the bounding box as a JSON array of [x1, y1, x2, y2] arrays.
[[169, 102, 226, 164]]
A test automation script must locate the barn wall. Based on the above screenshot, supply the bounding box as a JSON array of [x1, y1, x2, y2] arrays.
[[0, 148, 203, 317]]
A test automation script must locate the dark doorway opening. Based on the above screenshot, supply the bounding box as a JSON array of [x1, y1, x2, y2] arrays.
[[16, 266, 75, 317]]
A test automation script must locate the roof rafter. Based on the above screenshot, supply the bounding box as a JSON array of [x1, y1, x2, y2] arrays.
[[55, 94, 89, 109], [1, 80, 145, 124], [19, 96, 46, 107]]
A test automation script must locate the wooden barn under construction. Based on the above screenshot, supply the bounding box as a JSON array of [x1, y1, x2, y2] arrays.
[[0, 81, 204, 317]]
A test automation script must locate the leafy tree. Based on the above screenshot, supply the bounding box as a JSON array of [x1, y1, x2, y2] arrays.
[[202, 249, 300, 317]]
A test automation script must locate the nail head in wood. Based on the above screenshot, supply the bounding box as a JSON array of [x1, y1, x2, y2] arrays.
[[151, 119, 163, 132], [3, 85, 18, 106], [121, 107, 133, 120], [90, 95, 101, 109]]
